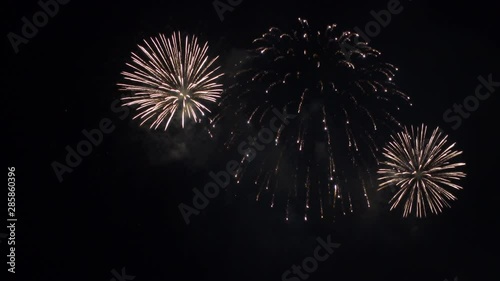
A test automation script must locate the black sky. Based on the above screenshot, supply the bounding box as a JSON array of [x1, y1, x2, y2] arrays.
[[4, 0, 499, 280]]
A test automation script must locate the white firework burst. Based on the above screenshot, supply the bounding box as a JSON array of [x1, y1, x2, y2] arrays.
[[118, 32, 223, 130], [377, 124, 466, 218], [213, 18, 411, 220]]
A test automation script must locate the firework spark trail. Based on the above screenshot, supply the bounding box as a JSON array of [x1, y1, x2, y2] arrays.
[[118, 32, 223, 131], [377, 124, 466, 218], [214, 18, 411, 220]]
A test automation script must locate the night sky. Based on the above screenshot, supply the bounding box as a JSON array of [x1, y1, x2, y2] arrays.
[[5, 0, 499, 280]]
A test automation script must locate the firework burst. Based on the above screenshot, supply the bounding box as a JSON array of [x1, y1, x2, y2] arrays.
[[118, 32, 223, 131], [377, 124, 466, 218], [213, 18, 411, 220]]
